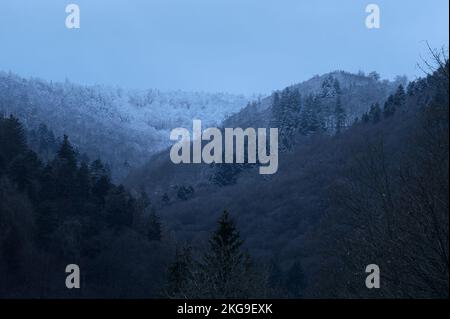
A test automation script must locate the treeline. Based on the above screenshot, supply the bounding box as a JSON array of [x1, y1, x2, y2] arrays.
[[270, 76, 347, 151]]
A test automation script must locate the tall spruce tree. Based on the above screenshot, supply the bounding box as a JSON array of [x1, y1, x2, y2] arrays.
[[383, 95, 396, 117], [197, 211, 254, 298], [369, 103, 382, 123], [300, 94, 322, 135], [393, 84, 406, 106], [334, 95, 346, 133], [54, 135, 78, 198], [57, 135, 77, 168], [272, 88, 301, 150]]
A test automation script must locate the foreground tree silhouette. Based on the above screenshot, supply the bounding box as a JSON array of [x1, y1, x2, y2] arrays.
[[199, 211, 272, 298], [166, 211, 269, 298], [200, 211, 245, 296]]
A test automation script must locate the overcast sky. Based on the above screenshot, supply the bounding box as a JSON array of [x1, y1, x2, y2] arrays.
[[0, 0, 448, 94]]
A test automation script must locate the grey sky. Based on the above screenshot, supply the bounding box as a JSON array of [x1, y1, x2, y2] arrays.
[[0, 0, 448, 94]]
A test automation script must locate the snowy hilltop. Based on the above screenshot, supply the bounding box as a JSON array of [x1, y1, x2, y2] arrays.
[[0, 71, 252, 180]]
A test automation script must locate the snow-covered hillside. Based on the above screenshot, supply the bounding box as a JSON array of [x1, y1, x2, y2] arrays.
[[224, 70, 407, 129], [0, 71, 251, 180]]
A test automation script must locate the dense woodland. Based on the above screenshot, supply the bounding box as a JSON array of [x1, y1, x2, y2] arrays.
[[0, 52, 448, 298], [0, 72, 250, 180], [0, 114, 273, 298]]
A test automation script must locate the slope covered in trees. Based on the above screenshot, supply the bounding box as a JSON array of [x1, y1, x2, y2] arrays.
[[166, 211, 270, 298], [0, 116, 171, 297], [0, 72, 251, 180], [0, 119, 270, 297], [126, 71, 406, 192], [126, 57, 448, 298], [0, 54, 448, 298]]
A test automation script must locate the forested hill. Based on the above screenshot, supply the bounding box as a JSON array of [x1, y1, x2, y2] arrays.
[[125, 59, 448, 298], [0, 72, 251, 180], [125, 70, 406, 190], [0, 58, 447, 298], [0, 115, 172, 297], [224, 71, 406, 145]]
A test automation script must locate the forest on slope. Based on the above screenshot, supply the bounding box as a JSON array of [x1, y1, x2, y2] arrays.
[[0, 72, 251, 180], [126, 53, 449, 298], [0, 118, 271, 298], [0, 51, 448, 298]]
